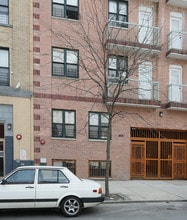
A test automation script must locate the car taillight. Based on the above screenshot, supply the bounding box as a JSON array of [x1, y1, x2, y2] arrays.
[[98, 187, 102, 194], [93, 187, 102, 194]]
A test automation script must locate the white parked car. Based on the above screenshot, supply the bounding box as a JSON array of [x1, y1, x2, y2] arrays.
[[0, 166, 104, 217]]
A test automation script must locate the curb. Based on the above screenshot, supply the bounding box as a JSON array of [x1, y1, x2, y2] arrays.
[[103, 199, 187, 204]]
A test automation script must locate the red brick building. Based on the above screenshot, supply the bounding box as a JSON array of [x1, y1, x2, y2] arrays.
[[33, 0, 187, 180]]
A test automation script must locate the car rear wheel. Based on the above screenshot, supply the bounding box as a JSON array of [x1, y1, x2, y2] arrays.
[[61, 196, 82, 217]]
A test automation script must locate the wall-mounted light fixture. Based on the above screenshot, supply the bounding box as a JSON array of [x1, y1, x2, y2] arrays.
[[159, 111, 163, 117], [7, 123, 12, 131]]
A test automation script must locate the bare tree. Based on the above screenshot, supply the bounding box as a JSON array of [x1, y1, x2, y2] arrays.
[[42, 0, 161, 197]]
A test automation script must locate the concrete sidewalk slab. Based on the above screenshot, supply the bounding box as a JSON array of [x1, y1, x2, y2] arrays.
[[98, 180, 187, 203]]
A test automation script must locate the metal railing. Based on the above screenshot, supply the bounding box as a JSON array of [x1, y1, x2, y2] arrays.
[[168, 83, 187, 103], [108, 78, 159, 101], [168, 31, 187, 50], [107, 20, 160, 47]]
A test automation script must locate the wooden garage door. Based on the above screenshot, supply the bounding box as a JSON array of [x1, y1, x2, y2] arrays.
[[131, 141, 186, 179], [173, 143, 186, 179], [131, 141, 145, 179]]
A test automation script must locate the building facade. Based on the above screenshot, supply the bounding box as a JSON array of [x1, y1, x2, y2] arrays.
[[31, 0, 187, 180], [0, 0, 34, 177]]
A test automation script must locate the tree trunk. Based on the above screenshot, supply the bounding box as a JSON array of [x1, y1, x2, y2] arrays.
[[105, 119, 112, 197]]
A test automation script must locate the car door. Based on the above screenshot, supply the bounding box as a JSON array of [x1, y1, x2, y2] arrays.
[[0, 169, 36, 209], [35, 168, 70, 208]]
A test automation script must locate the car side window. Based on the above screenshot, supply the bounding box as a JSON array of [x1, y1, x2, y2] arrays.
[[5, 170, 35, 184], [38, 169, 69, 184]]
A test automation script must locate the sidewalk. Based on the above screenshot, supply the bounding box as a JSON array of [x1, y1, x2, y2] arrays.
[[98, 180, 187, 203]]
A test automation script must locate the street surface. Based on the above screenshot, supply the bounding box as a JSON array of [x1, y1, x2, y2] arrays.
[[0, 202, 187, 219]]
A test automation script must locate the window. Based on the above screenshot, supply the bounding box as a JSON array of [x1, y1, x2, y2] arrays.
[[38, 169, 69, 184], [89, 160, 111, 177], [52, 0, 79, 20], [109, 0, 128, 27], [0, 0, 8, 24], [52, 48, 79, 78], [5, 169, 35, 184], [52, 109, 76, 138], [108, 56, 128, 82], [52, 159, 76, 174], [0, 48, 9, 86], [89, 112, 109, 140]]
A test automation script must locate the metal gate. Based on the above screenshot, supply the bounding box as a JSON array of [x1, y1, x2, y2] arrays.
[[131, 128, 187, 179]]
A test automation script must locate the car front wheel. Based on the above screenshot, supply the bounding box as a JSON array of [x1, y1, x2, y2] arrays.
[[61, 196, 82, 217]]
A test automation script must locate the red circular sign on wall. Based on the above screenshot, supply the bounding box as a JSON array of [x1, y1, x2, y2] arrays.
[[16, 134, 22, 140], [40, 139, 45, 145]]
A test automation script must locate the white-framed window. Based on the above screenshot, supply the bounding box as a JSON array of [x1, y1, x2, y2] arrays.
[[0, 0, 9, 24], [0, 48, 9, 86]]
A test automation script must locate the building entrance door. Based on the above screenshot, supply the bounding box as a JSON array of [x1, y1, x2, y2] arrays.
[[0, 140, 4, 177], [0, 124, 5, 177]]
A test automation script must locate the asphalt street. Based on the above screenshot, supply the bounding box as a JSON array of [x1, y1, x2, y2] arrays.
[[1, 202, 187, 220]]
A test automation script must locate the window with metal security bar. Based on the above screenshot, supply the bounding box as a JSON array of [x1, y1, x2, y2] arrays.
[[52, 159, 76, 174], [89, 112, 109, 140], [52, 48, 79, 78], [52, 109, 76, 138], [0, 0, 8, 25], [89, 160, 111, 178], [0, 48, 9, 86], [108, 0, 128, 28], [52, 0, 79, 20]]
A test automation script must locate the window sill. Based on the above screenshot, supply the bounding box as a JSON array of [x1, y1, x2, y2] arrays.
[[0, 23, 13, 28], [88, 139, 107, 142], [51, 16, 79, 23], [52, 75, 79, 80], [52, 137, 76, 141]]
